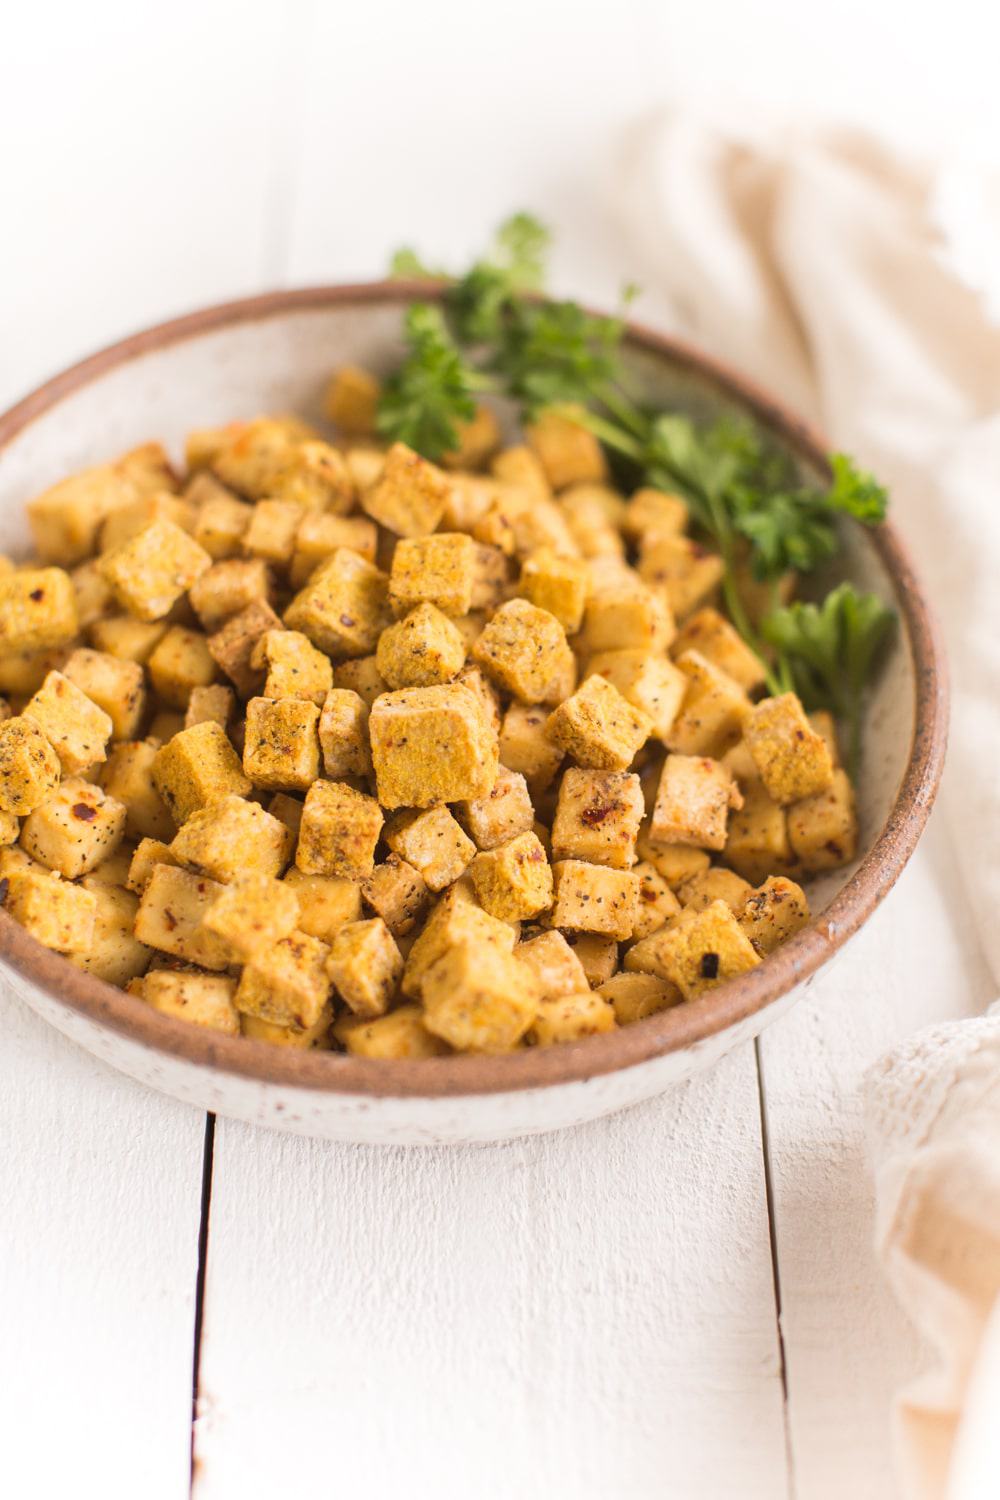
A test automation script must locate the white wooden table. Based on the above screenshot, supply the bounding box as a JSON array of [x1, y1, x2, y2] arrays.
[[3, 5, 996, 1495]]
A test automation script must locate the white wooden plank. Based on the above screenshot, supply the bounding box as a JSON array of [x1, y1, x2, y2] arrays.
[[0, 981, 206, 1499], [194, 1047, 788, 1500], [758, 812, 993, 1500]]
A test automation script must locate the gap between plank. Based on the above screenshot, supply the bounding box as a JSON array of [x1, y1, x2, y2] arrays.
[[190, 1112, 216, 1496], [754, 1036, 797, 1500]]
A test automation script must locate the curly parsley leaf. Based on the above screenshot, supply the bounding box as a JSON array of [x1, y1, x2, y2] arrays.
[[389, 247, 447, 280], [375, 303, 488, 460], [826, 453, 889, 523], [447, 212, 551, 344]]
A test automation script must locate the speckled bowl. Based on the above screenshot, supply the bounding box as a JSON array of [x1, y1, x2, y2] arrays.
[[0, 286, 948, 1144]]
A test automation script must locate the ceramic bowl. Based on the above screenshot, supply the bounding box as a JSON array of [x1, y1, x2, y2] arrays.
[[0, 285, 947, 1144]]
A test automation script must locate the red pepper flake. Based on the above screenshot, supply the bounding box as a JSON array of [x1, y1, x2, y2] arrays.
[[72, 802, 98, 822], [700, 952, 720, 979], [29, 588, 44, 602], [581, 803, 615, 826], [163, 908, 178, 932]]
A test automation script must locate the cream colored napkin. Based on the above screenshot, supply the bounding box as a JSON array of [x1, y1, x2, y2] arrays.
[[613, 111, 1000, 1499]]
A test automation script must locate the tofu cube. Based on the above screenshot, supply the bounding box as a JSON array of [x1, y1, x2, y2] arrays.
[[26, 464, 132, 566], [376, 603, 466, 689], [249, 629, 333, 706], [678, 867, 753, 914], [235, 930, 332, 1030], [471, 830, 553, 921], [787, 768, 858, 872], [190, 558, 273, 633], [0, 568, 79, 652], [455, 662, 501, 734], [151, 721, 252, 824], [625, 899, 760, 999], [549, 860, 639, 940], [526, 406, 608, 490], [70, 881, 150, 986], [99, 519, 211, 621], [369, 683, 498, 809], [422, 941, 540, 1053], [190, 485, 253, 561], [491, 444, 551, 504], [284, 548, 391, 658], [386, 806, 476, 892], [739, 876, 810, 955], [671, 608, 766, 694], [209, 417, 299, 499], [361, 854, 430, 937], [550, 767, 644, 869], [630, 861, 683, 940], [24, 670, 112, 774], [326, 917, 403, 1018], [724, 780, 795, 884], [0, 717, 61, 816], [441, 404, 502, 470], [201, 874, 301, 961], [528, 991, 617, 1046], [458, 767, 535, 851], [20, 777, 126, 879], [184, 683, 236, 731], [597, 971, 681, 1025], [318, 688, 371, 778], [337, 1004, 448, 1060], [147, 626, 219, 709], [519, 549, 590, 633], [170, 793, 291, 884], [623, 486, 688, 541], [745, 693, 835, 806], [142, 970, 240, 1035], [102, 740, 175, 842], [88, 615, 169, 665], [585, 650, 686, 743], [241, 1003, 333, 1050], [63, 648, 146, 740], [361, 442, 449, 537], [296, 779, 383, 880], [242, 498, 304, 567], [546, 675, 651, 773], [290, 513, 378, 588], [332, 655, 387, 708], [808, 710, 841, 768], [560, 485, 625, 559], [208, 599, 284, 698], [515, 929, 589, 999], [70, 559, 115, 629], [472, 599, 576, 705], [133, 864, 229, 970], [272, 441, 354, 514], [580, 580, 674, 656], [390, 533, 477, 617], [99, 492, 196, 555], [402, 884, 517, 999], [634, 828, 711, 888], [126, 837, 178, 893], [499, 702, 564, 794], [324, 365, 381, 435], [283, 868, 362, 943], [668, 650, 752, 758], [2, 867, 97, 953], [639, 534, 724, 619], [242, 697, 321, 791], [650, 754, 742, 851]]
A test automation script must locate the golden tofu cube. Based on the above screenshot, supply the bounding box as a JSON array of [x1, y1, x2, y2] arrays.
[[668, 650, 751, 758], [184, 683, 236, 732], [639, 534, 724, 619], [99, 519, 211, 622], [283, 866, 362, 942], [386, 806, 476, 892], [491, 445, 551, 504], [326, 917, 403, 1018], [515, 929, 589, 999], [528, 991, 617, 1046], [201, 874, 301, 961], [546, 674, 652, 773], [441, 404, 502, 471], [272, 441, 354, 515], [249, 629, 333, 707], [190, 484, 253, 561], [519, 549, 590, 633], [26, 465, 132, 566], [24, 670, 112, 774], [115, 442, 180, 497], [102, 740, 175, 842], [332, 654, 387, 708], [134, 864, 229, 970], [597, 971, 680, 1025], [20, 777, 126, 879], [526, 406, 608, 490], [170, 793, 291, 884], [625, 899, 760, 999], [242, 697, 321, 792], [808, 710, 841, 769], [337, 1003, 448, 1060], [580, 581, 674, 656], [0, 717, 62, 816], [241, 1003, 333, 1050], [623, 486, 688, 541], [455, 662, 502, 734], [2, 867, 97, 953], [471, 830, 553, 921], [724, 780, 795, 885], [585, 650, 686, 743], [70, 559, 115, 630], [126, 837, 178, 893], [324, 365, 381, 436], [672, 608, 766, 694], [458, 766, 535, 851], [210, 417, 299, 500], [499, 702, 564, 794], [152, 966, 243, 1033], [787, 768, 857, 872], [208, 599, 283, 698], [559, 485, 625, 559], [99, 492, 196, 555], [147, 626, 218, 709], [318, 688, 371, 778], [475, 488, 579, 561], [0, 568, 79, 653], [376, 603, 466, 689], [551, 767, 644, 869], [361, 854, 430, 937], [284, 548, 391, 658], [344, 445, 386, 493], [235, 930, 332, 1030], [549, 860, 639, 940], [88, 615, 169, 665], [362, 441, 449, 538], [739, 876, 810, 955], [369, 683, 498, 809], [678, 867, 753, 914], [422, 940, 540, 1053], [70, 881, 150, 987], [650, 754, 742, 852], [63, 648, 146, 741], [389, 533, 477, 617], [745, 693, 835, 806], [402, 884, 517, 999], [472, 598, 576, 705], [151, 721, 252, 825], [290, 512, 378, 588], [296, 779, 383, 880], [190, 557, 273, 633], [0, 807, 19, 847], [630, 861, 683, 940], [242, 498, 304, 567]]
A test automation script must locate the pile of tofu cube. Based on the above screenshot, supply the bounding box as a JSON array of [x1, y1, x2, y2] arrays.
[[0, 367, 858, 1057]]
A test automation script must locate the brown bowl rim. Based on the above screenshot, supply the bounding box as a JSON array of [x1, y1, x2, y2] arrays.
[[0, 282, 949, 1099]]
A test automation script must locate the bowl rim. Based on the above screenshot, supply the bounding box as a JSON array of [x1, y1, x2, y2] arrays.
[[0, 282, 949, 1099]]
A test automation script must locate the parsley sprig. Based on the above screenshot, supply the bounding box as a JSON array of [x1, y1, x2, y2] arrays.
[[375, 304, 489, 460]]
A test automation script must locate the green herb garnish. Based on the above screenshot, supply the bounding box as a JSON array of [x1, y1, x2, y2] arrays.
[[375, 303, 489, 461]]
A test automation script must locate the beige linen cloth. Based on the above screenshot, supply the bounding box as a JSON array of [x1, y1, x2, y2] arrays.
[[614, 113, 1000, 1500]]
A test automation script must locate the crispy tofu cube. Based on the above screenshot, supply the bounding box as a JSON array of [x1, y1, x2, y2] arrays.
[[235, 930, 332, 1030], [71, 881, 150, 985], [337, 1003, 448, 1059], [597, 971, 680, 1025], [207, 599, 283, 698], [272, 441, 354, 514], [24, 671, 112, 774], [201, 874, 301, 961], [324, 365, 381, 435], [361, 854, 430, 937], [515, 929, 589, 999], [296, 779, 383, 879], [249, 629, 333, 707], [639, 534, 724, 619], [528, 991, 617, 1046], [88, 615, 169, 664], [115, 442, 180, 498], [344, 445, 386, 494], [326, 917, 403, 1018], [585, 650, 686, 744], [499, 702, 564, 794], [63, 648, 146, 741], [126, 837, 177, 893], [170, 793, 291, 884], [739, 876, 810, 955], [284, 548, 390, 659], [672, 608, 766, 694], [491, 444, 551, 504], [719, 738, 761, 790], [147, 626, 218, 709], [549, 860, 638, 940], [376, 603, 466, 690], [283, 866, 362, 942], [422, 940, 539, 1053], [472, 599, 576, 705], [0, 647, 64, 699], [20, 777, 126, 879], [184, 683, 236, 731], [626, 898, 760, 999], [190, 483, 253, 561], [401, 884, 517, 999], [2, 867, 97, 953], [101, 740, 175, 842], [551, 767, 644, 869], [362, 441, 449, 537], [526, 406, 608, 490], [546, 674, 651, 772], [241, 1003, 333, 1050], [668, 650, 751, 758], [650, 754, 742, 852], [734, 561, 796, 628], [210, 417, 300, 500], [151, 721, 251, 825], [386, 806, 476, 892], [630, 861, 683, 940], [83, 842, 135, 888], [143, 969, 240, 1034], [474, 488, 578, 561], [458, 767, 535, 851], [724, 780, 795, 884], [0, 568, 78, 653], [808, 710, 841, 768], [149, 711, 185, 744], [623, 486, 688, 541], [369, 683, 498, 809], [242, 499, 304, 567], [290, 513, 378, 588], [787, 768, 857, 872], [0, 717, 61, 816], [389, 533, 477, 617], [241, 697, 321, 792], [559, 485, 625, 559], [332, 655, 387, 708], [190, 558, 273, 633], [99, 492, 196, 555], [70, 559, 115, 630], [678, 867, 753, 914], [133, 864, 229, 969], [317, 688, 371, 778], [99, 520, 211, 622], [0, 807, 19, 846], [580, 580, 674, 656], [441, 405, 502, 470], [26, 465, 132, 566], [471, 831, 553, 921], [455, 662, 501, 733], [519, 549, 589, 633], [745, 693, 835, 806]]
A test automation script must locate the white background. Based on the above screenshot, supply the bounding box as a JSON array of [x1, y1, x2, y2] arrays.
[[1, 4, 997, 1497]]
